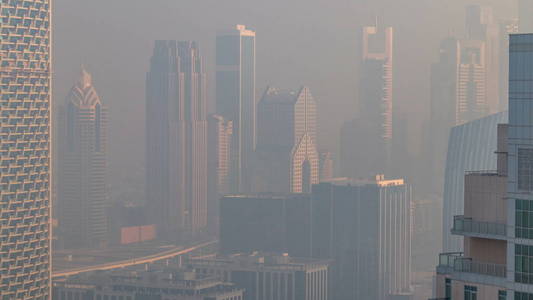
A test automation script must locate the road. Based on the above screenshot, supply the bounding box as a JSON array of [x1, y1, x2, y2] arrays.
[[52, 240, 216, 278]]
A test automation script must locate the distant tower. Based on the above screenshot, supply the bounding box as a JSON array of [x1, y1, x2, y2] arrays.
[[207, 114, 233, 234], [319, 152, 334, 182], [0, 0, 52, 298], [340, 25, 393, 179], [254, 87, 319, 194], [216, 25, 256, 193], [146, 41, 208, 241], [58, 68, 109, 249]]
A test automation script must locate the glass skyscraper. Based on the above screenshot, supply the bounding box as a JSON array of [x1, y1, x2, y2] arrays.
[[0, 0, 52, 298], [216, 25, 256, 193]]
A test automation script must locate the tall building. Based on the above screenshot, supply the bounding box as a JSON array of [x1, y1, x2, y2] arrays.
[[52, 268, 244, 300], [188, 253, 330, 300], [0, 0, 52, 298], [507, 33, 533, 298], [311, 178, 412, 300], [340, 25, 393, 179], [319, 152, 334, 182], [216, 25, 256, 193], [146, 40, 208, 241], [254, 87, 319, 193], [207, 114, 233, 234], [57, 68, 109, 249], [498, 19, 519, 112], [441, 111, 507, 252]]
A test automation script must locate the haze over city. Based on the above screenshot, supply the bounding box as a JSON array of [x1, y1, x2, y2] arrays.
[[2, 0, 532, 299]]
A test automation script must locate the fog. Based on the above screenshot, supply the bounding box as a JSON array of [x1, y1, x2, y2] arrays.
[[52, 0, 515, 203]]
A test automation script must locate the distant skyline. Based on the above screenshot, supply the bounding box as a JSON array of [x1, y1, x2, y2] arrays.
[[53, 0, 517, 199]]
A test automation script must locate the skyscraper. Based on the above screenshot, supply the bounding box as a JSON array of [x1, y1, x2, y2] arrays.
[[0, 0, 52, 298], [207, 114, 233, 234], [216, 25, 256, 193], [311, 177, 412, 300], [441, 111, 507, 252], [57, 68, 109, 249], [340, 25, 393, 179], [146, 41, 208, 241], [254, 87, 319, 193]]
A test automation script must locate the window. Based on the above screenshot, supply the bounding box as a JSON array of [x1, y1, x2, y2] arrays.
[[445, 278, 452, 300], [464, 285, 477, 300], [518, 148, 533, 191], [516, 199, 533, 239], [499, 290, 507, 300], [516, 244, 533, 284], [516, 292, 533, 300]]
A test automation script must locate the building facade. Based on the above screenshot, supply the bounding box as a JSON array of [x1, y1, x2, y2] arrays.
[[219, 194, 312, 257], [52, 268, 244, 300], [311, 178, 413, 300], [254, 87, 319, 193], [216, 25, 256, 193], [146, 41, 208, 241], [57, 68, 109, 249], [340, 25, 393, 179], [188, 253, 329, 300], [0, 0, 52, 298], [442, 111, 507, 253]]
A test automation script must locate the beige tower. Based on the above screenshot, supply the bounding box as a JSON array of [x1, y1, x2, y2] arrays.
[[58, 68, 109, 249]]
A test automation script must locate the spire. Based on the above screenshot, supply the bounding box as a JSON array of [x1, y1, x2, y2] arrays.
[[78, 65, 92, 89]]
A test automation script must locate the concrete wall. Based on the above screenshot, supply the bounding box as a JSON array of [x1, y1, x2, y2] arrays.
[[464, 174, 506, 223]]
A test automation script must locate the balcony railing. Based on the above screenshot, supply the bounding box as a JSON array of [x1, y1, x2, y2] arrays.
[[438, 253, 506, 278], [452, 215, 506, 238]]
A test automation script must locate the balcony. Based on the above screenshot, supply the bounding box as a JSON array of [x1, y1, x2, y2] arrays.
[[451, 215, 507, 240], [438, 253, 506, 278]]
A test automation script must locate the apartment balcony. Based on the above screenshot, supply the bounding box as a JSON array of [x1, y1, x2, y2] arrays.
[[438, 252, 506, 278], [451, 215, 507, 240]]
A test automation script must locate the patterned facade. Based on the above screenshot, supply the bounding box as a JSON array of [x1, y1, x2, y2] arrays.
[[57, 68, 108, 249], [146, 41, 208, 241], [0, 0, 52, 298]]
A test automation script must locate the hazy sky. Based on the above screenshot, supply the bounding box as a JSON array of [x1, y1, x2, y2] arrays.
[[53, 0, 516, 199]]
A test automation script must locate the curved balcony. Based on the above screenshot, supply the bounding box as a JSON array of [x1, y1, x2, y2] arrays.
[[451, 215, 507, 240]]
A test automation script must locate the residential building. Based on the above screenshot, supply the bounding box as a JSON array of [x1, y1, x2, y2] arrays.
[[188, 253, 329, 300], [0, 0, 52, 298], [340, 25, 393, 179], [57, 68, 109, 249], [207, 114, 233, 234], [254, 87, 319, 193], [311, 177, 413, 300], [442, 111, 507, 252], [216, 25, 256, 193], [146, 40, 208, 241], [52, 268, 243, 300]]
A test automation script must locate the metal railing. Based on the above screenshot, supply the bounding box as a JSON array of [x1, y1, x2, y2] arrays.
[[438, 252, 506, 278], [454, 257, 506, 277], [452, 215, 506, 237]]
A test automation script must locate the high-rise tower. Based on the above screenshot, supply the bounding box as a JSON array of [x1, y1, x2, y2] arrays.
[[254, 86, 319, 194], [146, 41, 208, 241], [216, 25, 256, 193], [340, 25, 393, 179], [58, 68, 109, 249], [0, 0, 52, 298]]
